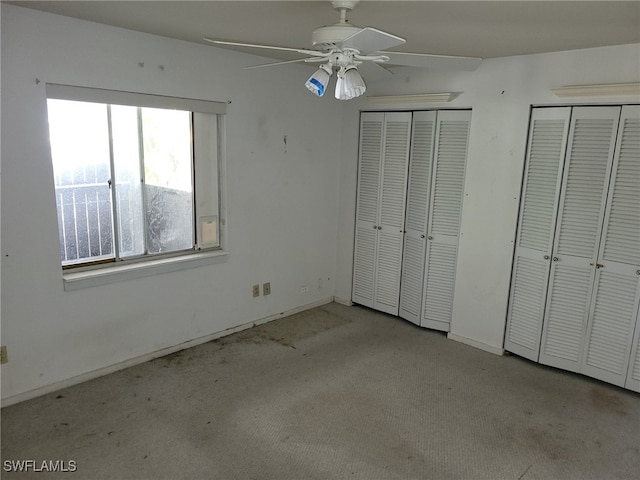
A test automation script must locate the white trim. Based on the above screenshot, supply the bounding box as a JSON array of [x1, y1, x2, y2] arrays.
[[46, 83, 228, 114], [63, 250, 229, 291], [551, 83, 640, 98], [333, 296, 353, 306], [366, 93, 460, 107], [447, 333, 505, 356], [1, 297, 334, 407]]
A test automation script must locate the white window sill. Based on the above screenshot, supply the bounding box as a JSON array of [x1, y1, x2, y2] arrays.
[[62, 250, 229, 291]]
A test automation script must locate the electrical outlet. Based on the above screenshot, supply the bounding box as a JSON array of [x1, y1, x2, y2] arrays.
[[263, 282, 271, 296], [0, 346, 7, 364], [252, 284, 260, 298], [301, 285, 309, 293]]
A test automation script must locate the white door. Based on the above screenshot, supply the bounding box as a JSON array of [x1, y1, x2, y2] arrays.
[[581, 105, 640, 387], [374, 113, 412, 315], [352, 112, 412, 316], [421, 110, 471, 331], [504, 108, 571, 361], [352, 112, 384, 309], [399, 111, 437, 324], [627, 300, 640, 392], [539, 106, 621, 372]]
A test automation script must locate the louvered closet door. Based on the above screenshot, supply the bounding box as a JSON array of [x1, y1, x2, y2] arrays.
[[581, 106, 640, 387], [399, 111, 437, 325], [374, 112, 412, 315], [504, 108, 571, 361], [539, 107, 621, 372], [352, 113, 384, 309], [421, 110, 471, 331], [628, 302, 640, 391]]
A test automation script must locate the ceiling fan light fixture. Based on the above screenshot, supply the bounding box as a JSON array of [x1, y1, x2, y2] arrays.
[[335, 64, 366, 100], [344, 65, 366, 98], [335, 74, 356, 101], [305, 63, 333, 97], [206, 1, 483, 101]]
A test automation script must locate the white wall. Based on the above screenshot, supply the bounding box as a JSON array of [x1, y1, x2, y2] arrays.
[[0, 5, 343, 404], [335, 43, 640, 351], [2, 4, 639, 405]]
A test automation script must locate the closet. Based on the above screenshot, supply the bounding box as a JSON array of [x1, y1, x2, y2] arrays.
[[352, 110, 471, 331], [505, 105, 640, 392]]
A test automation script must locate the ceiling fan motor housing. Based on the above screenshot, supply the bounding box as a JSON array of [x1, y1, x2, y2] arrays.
[[331, 0, 359, 11], [312, 24, 361, 50]]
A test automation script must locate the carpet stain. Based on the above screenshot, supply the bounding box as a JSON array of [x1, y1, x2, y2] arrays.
[[216, 307, 353, 349], [156, 349, 186, 367], [589, 386, 628, 416], [527, 426, 568, 461]]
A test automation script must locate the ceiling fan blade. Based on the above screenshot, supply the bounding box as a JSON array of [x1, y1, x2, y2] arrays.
[[203, 38, 327, 57], [382, 51, 483, 71], [356, 61, 393, 83], [339, 27, 405, 54], [244, 58, 324, 69]]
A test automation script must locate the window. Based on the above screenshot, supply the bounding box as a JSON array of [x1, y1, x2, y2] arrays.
[[45, 84, 226, 269]]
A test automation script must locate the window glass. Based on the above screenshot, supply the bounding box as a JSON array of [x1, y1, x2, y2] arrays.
[[47, 98, 211, 267], [48, 100, 113, 264], [141, 108, 194, 254], [111, 105, 145, 258]]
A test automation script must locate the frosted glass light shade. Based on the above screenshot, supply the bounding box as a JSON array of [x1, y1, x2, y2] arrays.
[[335, 65, 366, 100], [335, 75, 346, 100], [305, 64, 332, 97], [343, 66, 366, 98]]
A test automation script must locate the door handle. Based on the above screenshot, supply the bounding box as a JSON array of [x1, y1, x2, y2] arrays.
[[596, 263, 604, 269], [427, 236, 433, 240], [420, 234, 425, 238], [552, 257, 559, 262], [543, 255, 550, 260]]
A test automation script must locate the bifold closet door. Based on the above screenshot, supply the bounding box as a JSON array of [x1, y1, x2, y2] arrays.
[[352, 113, 383, 310], [581, 105, 640, 388], [421, 110, 471, 331], [504, 108, 571, 361], [352, 112, 412, 315], [399, 111, 437, 325], [539, 106, 621, 372]]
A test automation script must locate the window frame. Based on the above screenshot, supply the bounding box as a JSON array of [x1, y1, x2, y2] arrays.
[[45, 84, 228, 288]]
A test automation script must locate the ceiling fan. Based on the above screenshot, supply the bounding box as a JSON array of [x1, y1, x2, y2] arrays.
[[204, 0, 482, 100]]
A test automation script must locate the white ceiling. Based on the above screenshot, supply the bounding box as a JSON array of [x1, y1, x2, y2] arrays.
[[7, 1, 640, 61]]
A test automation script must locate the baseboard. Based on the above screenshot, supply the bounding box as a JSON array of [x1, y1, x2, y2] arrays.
[[447, 333, 505, 356], [333, 297, 353, 306], [1, 297, 334, 408]]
